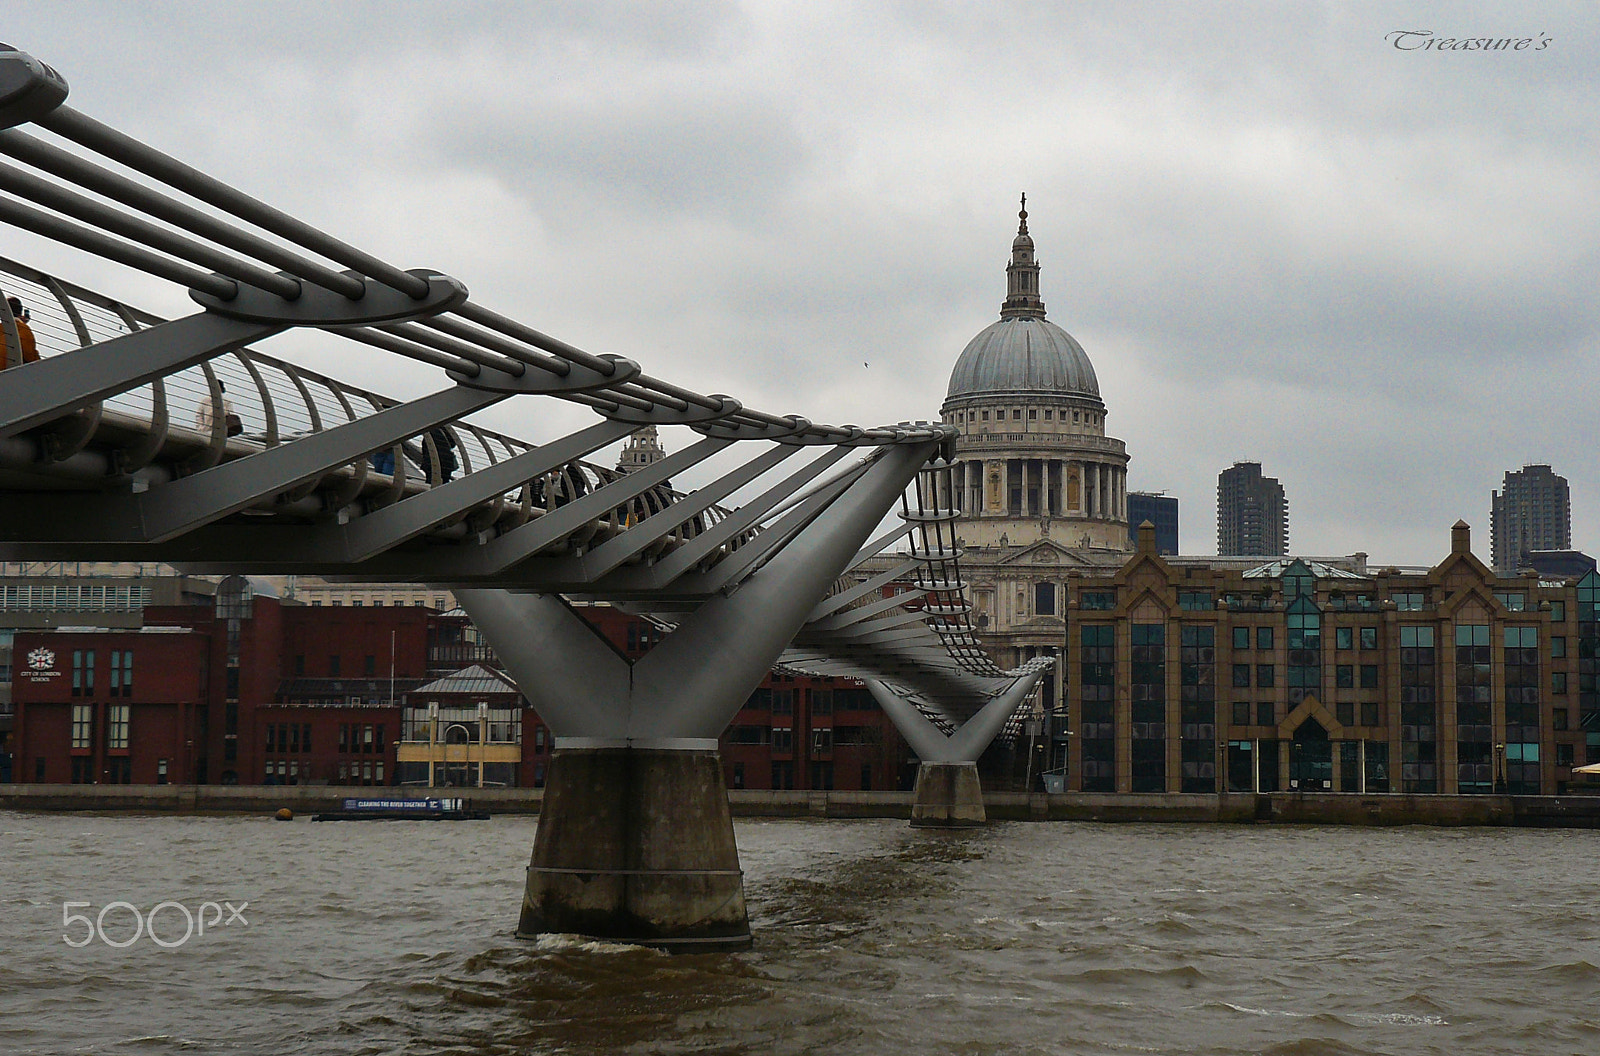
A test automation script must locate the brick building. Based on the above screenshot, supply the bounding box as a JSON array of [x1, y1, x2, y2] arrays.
[[1053, 522, 1599, 796], [11, 582, 913, 791], [13, 576, 433, 786]]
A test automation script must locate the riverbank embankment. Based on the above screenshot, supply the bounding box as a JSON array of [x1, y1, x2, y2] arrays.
[[6, 783, 1600, 826]]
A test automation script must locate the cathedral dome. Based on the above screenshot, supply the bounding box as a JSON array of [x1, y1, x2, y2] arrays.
[[944, 196, 1101, 406], [945, 317, 1100, 402]]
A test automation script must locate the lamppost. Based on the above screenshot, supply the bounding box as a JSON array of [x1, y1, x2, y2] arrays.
[[1493, 742, 1507, 794]]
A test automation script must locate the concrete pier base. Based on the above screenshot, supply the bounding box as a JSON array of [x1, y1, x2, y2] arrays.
[[518, 747, 751, 951], [910, 761, 986, 827]]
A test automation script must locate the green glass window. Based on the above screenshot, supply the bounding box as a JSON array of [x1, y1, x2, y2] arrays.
[[1282, 559, 1315, 599]]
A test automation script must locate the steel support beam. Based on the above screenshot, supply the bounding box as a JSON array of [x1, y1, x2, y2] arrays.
[[0, 311, 281, 439], [0, 385, 509, 543]]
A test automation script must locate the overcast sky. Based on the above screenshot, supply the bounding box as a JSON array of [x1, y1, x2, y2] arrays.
[[7, 2, 1597, 565]]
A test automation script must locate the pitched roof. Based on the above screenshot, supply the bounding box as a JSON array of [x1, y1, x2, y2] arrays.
[[407, 664, 518, 697]]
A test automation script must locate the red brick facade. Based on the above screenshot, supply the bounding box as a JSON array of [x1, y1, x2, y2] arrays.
[[12, 592, 911, 790]]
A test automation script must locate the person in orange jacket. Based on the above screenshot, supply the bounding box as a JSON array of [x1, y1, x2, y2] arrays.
[[3, 296, 38, 369]]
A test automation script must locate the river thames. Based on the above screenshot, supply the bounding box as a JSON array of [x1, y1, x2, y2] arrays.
[[3, 812, 1598, 1055]]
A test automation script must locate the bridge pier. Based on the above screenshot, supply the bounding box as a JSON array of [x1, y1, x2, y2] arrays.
[[868, 672, 1046, 828], [459, 441, 940, 949], [522, 746, 748, 949], [910, 761, 987, 828]]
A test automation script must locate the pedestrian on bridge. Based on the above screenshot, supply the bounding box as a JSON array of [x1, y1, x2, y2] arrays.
[[3, 296, 38, 370]]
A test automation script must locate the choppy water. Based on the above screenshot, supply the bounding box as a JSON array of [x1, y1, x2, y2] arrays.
[[3, 812, 1599, 1055]]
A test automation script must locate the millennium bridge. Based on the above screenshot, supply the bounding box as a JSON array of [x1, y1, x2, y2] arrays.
[[0, 45, 1049, 949]]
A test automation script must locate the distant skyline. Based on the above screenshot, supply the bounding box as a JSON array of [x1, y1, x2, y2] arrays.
[[4, 2, 1596, 564]]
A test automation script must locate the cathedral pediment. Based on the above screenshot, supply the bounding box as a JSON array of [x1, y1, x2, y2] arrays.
[[997, 540, 1089, 567]]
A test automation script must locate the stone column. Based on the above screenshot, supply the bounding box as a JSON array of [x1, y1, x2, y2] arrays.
[[1020, 458, 1031, 517]]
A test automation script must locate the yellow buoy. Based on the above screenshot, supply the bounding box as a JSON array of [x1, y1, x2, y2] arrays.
[[275, 807, 294, 821]]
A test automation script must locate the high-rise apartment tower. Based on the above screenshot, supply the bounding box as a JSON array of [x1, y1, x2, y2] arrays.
[[1217, 461, 1288, 556], [1491, 464, 1571, 573]]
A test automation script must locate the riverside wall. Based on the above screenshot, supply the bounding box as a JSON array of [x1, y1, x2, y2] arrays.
[[6, 784, 1600, 827]]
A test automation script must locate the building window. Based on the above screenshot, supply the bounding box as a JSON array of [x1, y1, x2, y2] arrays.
[[1231, 701, 1250, 725], [1360, 702, 1380, 727], [1034, 582, 1056, 616], [1360, 664, 1379, 689], [1392, 592, 1425, 611], [1079, 625, 1116, 793], [1553, 636, 1566, 658], [1336, 627, 1353, 650], [1129, 624, 1166, 793], [1286, 597, 1321, 704], [109, 650, 133, 697], [1554, 708, 1570, 730], [1555, 671, 1568, 694], [1256, 627, 1273, 651], [1232, 664, 1250, 688], [1233, 627, 1249, 651], [1360, 626, 1378, 649], [107, 704, 130, 750], [1028, 409, 1038, 420], [1012, 409, 1022, 420], [1551, 601, 1565, 621], [1503, 626, 1541, 794], [328, 655, 341, 676], [1494, 592, 1526, 612], [1336, 665, 1354, 689], [71, 704, 93, 749], [72, 650, 94, 696], [1179, 626, 1216, 793], [1081, 591, 1115, 611], [1256, 701, 1274, 726], [365, 655, 377, 675], [1256, 664, 1275, 688], [1044, 409, 1053, 420], [1178, 591, 1213, 611]]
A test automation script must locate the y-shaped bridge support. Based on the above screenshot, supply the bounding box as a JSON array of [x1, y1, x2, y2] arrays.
[[867, 673, 1045, 827], [458, 441, 939, 950]]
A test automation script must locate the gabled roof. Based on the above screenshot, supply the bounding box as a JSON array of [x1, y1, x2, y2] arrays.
[[407, 664, 517, 696], [1242, 558, 1367, 581]]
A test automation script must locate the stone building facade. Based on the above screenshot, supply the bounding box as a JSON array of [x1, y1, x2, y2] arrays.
[[1054, 521, 1597, 797]]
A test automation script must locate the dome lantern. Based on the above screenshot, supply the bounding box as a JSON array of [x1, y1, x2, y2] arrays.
[[943, 199, 1101, 408]]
